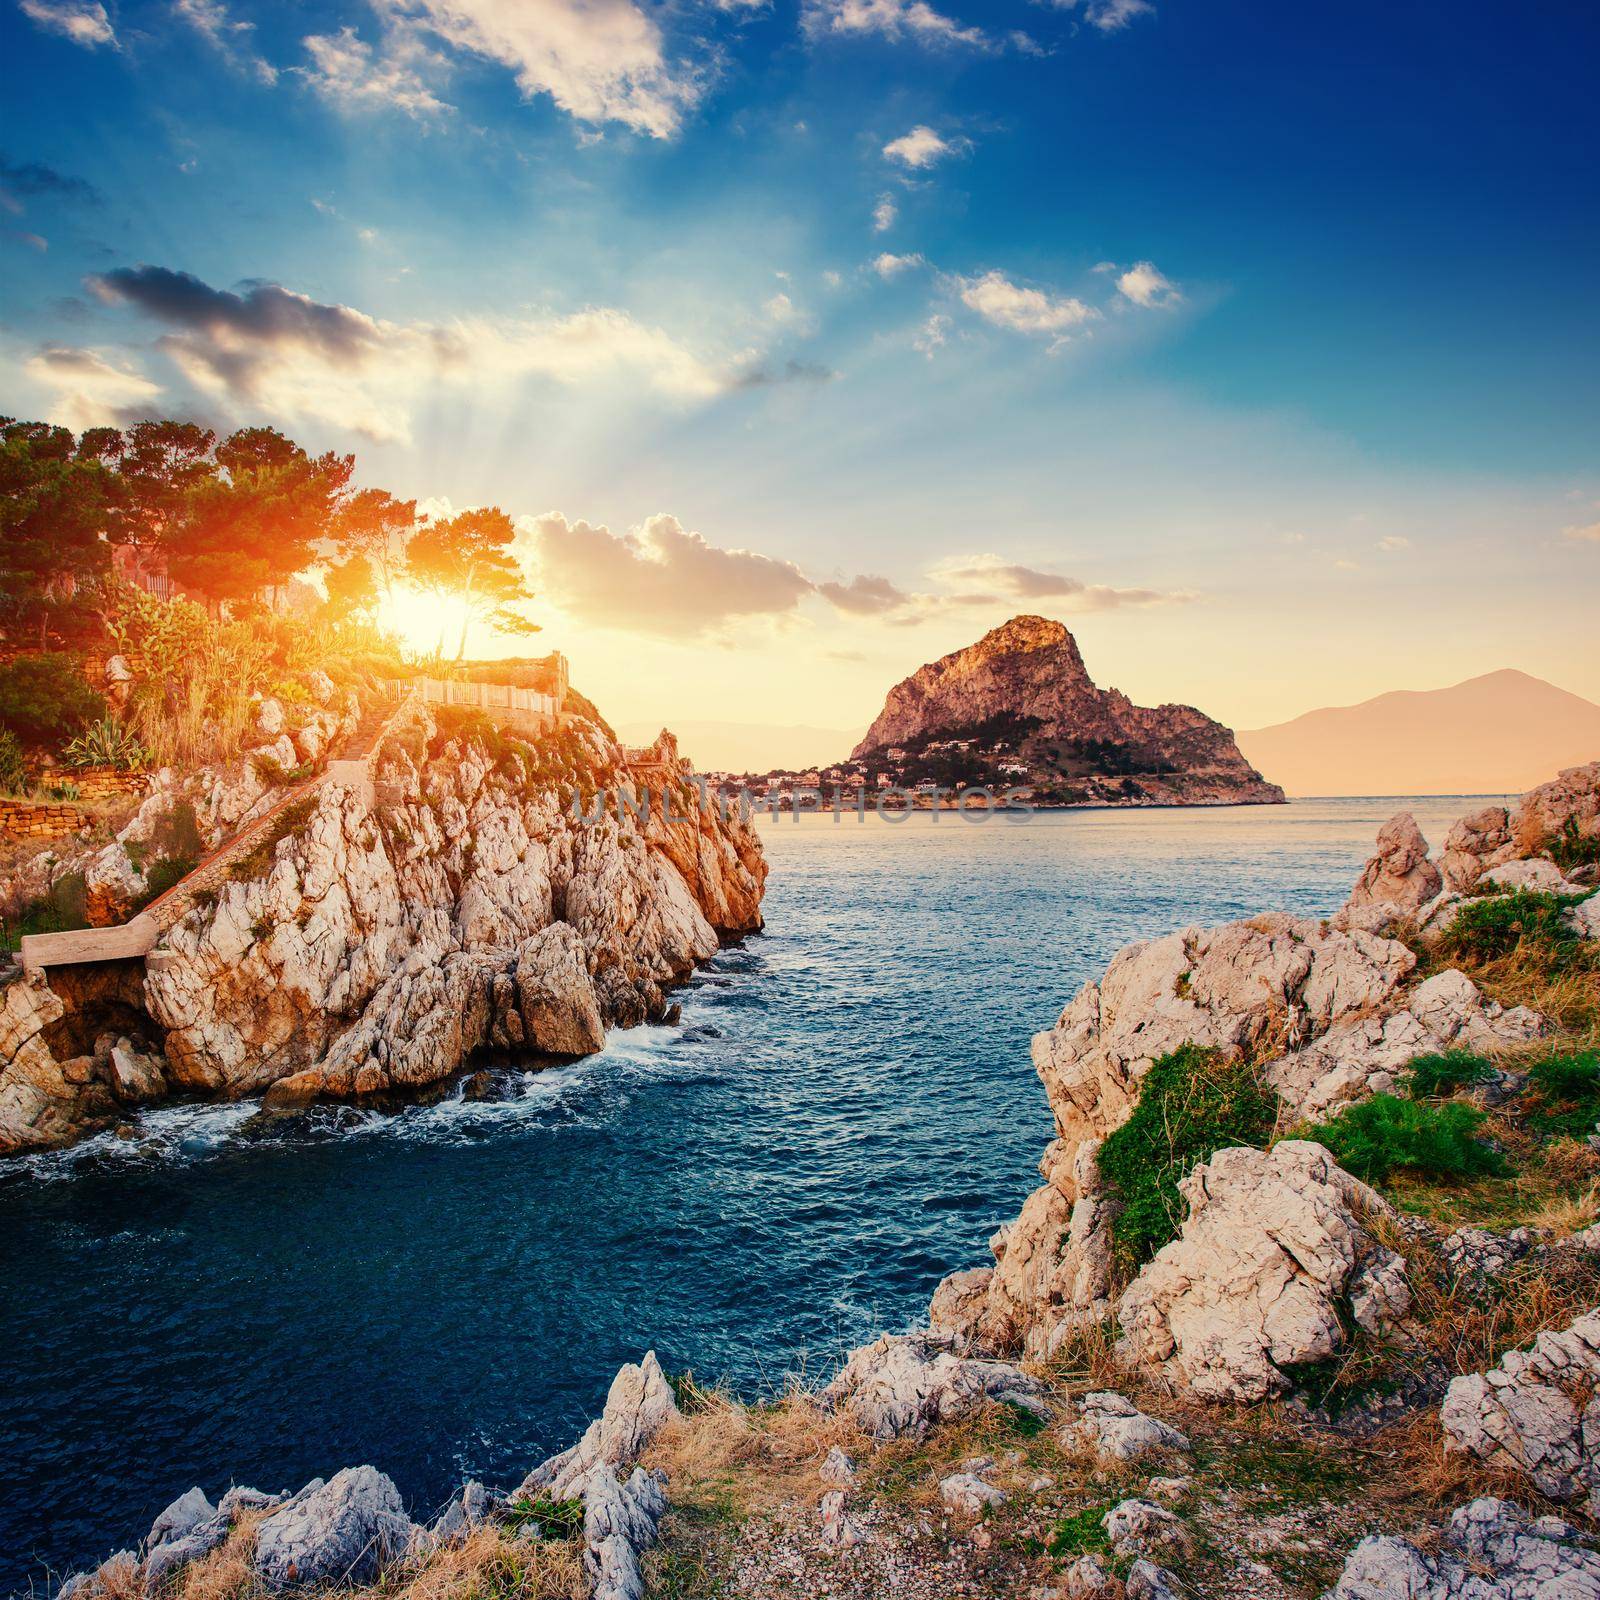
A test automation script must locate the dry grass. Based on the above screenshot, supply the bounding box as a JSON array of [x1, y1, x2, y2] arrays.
[[1432, 941, 1600, 1048]]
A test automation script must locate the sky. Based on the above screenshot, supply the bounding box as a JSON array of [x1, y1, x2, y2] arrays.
[[2, 0, 1598, 767]]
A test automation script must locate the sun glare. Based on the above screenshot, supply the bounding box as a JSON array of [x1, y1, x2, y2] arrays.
[[378, 583, 474, 661]]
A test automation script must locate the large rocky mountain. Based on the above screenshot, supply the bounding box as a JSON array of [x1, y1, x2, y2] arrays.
[[852, 615, 1284, 806]]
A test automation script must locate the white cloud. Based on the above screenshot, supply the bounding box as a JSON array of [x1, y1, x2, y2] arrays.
[[914, 312, 949, 357], [928, 552, 1186, 609], [872, 194, 897, 233], [815, 573, 913, 614], [872, 251, 923, 279], [88, 264, 727, 444], [301, 26, 454, 120], [1048, 0, 1155, 31], [883, 124, 962, 168], [958, 270, 1097, 341], [803, 0, 996, 51], [24, 344, 162, 430], [376, 0, 703, 138], [821, 269, 843, 289], [18, 0, 115, 47], [527, 512, 815, 636], [1377, 535, 1410, 552], [1564, 522, 1600, 544], [1115, 260, 1181, 308], [175, 0, 278, 84]]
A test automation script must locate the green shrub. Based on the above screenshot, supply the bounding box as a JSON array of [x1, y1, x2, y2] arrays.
[[0, 654, 104, 743], [1437, 889, 1590, 970], [0, 729, 26, 794], [1, 871, 88, 952], [1046, 1503, 1114, 1559], [62, 716, 150, 771], [1307, 1093, 1507, 1183], [1523, 1050, 1600, 1141], [1097, 1044, 1280, 1268], [502, 1496, 583, 1540], [151, 801, 204, 862], [1548, 818, 1600, 875], [1403, 1049, 1494, 1098]]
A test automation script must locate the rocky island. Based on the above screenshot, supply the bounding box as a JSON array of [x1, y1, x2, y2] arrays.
[[34, 765, 1600, 1600], [850, 616, 1285, 808]]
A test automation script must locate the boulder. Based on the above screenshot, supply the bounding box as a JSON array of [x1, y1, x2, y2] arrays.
[[582, 1465, 668, 1600], [929, 1267, 995, 1351], [1062, 1554, 1113, 1595], [819, 1331, 1050, 1442], [1440, 1308, 1600, 1512], [1325, 1497, 1600, 1599], [1116, 1141, 1409, 1403], [1125, 1561, 1185, 1600], [148, 1486, 216, 1549], [253, 1466, 414, 1588], [1346, 813, 1443, 915], [938, 1472, 1007, 1515], [1566, 895, 1600, 942], [818, 1488, 866, 1550], [1266, 968, 1546, 1120], [818, 1446, 856, 1487], [1103, 1498, 1188, 1557], [255, 697, 285, 738], [521, 1351, 680, 1499], [1481, 859, 1585, 895], [509, 923, 606, 1056], [1060, 1392, 1189, 1463]]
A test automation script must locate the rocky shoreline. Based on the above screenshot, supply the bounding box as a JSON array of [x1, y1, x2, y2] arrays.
[[1, 680, 765, 1154], [18, 763, 1600, 1600]]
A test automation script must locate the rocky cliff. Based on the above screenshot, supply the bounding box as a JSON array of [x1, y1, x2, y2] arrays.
[[0, 692, 765, 1154], [852, 615, 1285, 806]]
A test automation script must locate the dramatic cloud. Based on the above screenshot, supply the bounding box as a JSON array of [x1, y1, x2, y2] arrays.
[[24, 344, 162, 430], [883, 124, 962, 168], [87, 263, 726, 442], [872, 251, 923, 278], [0, 156, 101, 206], [872, 194, 897, 233], [803, 0, 993, 51], [527, 512, 816, 636], [1564, 522, 1600, 544], [958, 271, 1097, 342], [301, 27, 453, 120], [815, 573, 912, 614], [929, 552, 1185, 609], [1115, 260, 1181, 308], [18, 0, 115, 46], [176, 0, 278, 84], [375, 0, 702, 137]]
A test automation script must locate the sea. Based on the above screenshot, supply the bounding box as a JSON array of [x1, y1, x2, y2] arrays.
[[0, 796, 1493, 1591]]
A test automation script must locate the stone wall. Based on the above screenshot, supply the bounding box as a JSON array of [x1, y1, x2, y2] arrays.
[[0, 799, 91, 841]]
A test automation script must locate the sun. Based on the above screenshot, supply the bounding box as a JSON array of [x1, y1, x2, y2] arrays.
[[376, 582, 474, 661]]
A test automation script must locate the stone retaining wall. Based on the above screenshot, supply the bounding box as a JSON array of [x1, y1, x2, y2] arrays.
[[0, 799, 91, 841]]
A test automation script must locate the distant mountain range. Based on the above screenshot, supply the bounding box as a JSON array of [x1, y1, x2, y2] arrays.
[[1237, 669, 1600, 796], [850, 615, 1284, 806]]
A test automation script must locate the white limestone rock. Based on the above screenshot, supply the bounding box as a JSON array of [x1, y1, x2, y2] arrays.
[[521, 1351, 681, 1500], [939, 1472, 1007, 1515], [1440, 1308, 1600, 1513], [1103, 1498, 1188, 1557], [1566, 895, 1600, 941], [1116, 1141, 1409, 1403], [253, 1466, 414, 1589], [818, 1446, 856, 1487], [819, 1331, 1050, 1442], [1346, 812, 1444, 915], [1266, 968, 1546, 1120], [1481, 859, 1585, 895], [1060, 1392, 1189, 1463], [1324, 1497, 1600, 1599], [582, 1465, 668, 1600], [818, 1488, 866, 1550]]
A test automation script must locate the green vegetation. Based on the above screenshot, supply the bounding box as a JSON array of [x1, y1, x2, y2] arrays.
[[229, 795, 318, 882], [0, 728, 25, 795], [0, 870, 89, 953], [1306, 1093, 1507, 1183], [0, 654, 104, 743], [1402, 1048, 1494, 1097], [1045, 1502, 1115, 1560], [61, 716, 150, 771], [1438, 889, 1592, 971], [1523, 1049, 1600, 1140], [1097, 1043, 1279, 1268], [1548, 817, 1600, 875], [501, 1495, 584, 1541]]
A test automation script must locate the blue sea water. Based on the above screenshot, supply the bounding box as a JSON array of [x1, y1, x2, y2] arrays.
[[0, 797, 1492, 1592]]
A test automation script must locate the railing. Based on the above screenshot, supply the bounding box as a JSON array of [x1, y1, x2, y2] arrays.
[[393, 678, 561, 723]]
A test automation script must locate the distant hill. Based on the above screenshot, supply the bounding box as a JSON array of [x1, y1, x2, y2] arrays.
[[852, 615, 1284, 806], [617, 719, 859, 775], [1238, 669, 1600, 796]]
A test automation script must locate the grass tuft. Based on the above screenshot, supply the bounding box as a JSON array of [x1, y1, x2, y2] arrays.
[[1304, 1094, 1508, 1184]]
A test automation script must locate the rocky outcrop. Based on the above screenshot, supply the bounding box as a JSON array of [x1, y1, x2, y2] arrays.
[[1440, 1308, 1600, 1513], [851, 615, 1284, 806], [1325, 1497, 1600, 1599], [1116, 1141, 1409, 1402], [1427, 762, 1600, 895], [253, 1467, 414, 1589], [2, 698, 766, 1153], [818, 1331, 1050, 1442], [1059, 1392, 1189, 1462], [1345, 812, 1443, 915]]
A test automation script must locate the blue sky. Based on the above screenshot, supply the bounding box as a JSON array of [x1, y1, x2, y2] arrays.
[[3, 0, 1598, 758]]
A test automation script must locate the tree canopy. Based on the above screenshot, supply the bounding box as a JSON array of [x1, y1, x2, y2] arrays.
[[406, 506, 539, 658]]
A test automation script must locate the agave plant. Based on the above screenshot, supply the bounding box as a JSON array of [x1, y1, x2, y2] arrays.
[[61, 717, 151, 772]]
